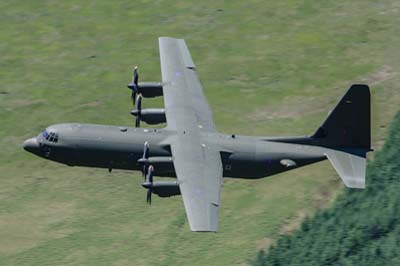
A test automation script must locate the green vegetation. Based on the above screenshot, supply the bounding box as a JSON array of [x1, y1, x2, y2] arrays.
[[256, 111, 400, 266], [0, 1, 399, 265]]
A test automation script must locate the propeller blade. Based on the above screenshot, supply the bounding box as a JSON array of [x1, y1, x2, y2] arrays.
[[145, 165, 154, 205], [131, 91, 136, 106], [142, 164, 147, 178], [136, 94, 142, 110], [129, 66, 139, 106], [141, 141, 149, 177], [133, 66, 139, 86], [134, 94, 142, 128], [146, 189, 152, 205], [143, 141, 149, 158], [147, 165, 154, 183], [135, 116, 141, 128]]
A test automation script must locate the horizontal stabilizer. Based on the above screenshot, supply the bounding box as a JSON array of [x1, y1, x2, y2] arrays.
[[324, 150, 366, 189]]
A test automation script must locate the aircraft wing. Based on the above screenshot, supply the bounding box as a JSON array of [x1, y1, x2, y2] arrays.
[[159, 37, 216, 132], [159, 37, 223, 231]]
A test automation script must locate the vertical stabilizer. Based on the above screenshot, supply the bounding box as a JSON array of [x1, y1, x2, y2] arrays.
[[312, 84, 371, 149]]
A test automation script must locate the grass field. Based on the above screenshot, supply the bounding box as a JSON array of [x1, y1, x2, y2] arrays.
[[1, 1, 399, 265]]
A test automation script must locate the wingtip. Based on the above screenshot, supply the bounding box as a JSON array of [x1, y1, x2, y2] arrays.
[[189, 223, 218, 233], [159, 36, 177, 41], [191, 229, 218, 233], [188, 219, 219, 233]]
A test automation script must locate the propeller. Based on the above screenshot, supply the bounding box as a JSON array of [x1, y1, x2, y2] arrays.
[[137, 141, 149, 178], [144, 165, 154, 205], [130, 66, 139, 105]]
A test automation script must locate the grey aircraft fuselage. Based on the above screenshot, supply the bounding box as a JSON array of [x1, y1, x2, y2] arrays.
[[24, 123, 325, 179]]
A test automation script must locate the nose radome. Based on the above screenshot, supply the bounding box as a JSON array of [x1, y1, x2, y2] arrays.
[[23, 138, 39, 154]]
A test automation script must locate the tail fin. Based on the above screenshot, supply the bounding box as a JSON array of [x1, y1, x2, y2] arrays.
[[266, 85, 372, 188], [312, 84, 371, 149], [314, 84, 371, 189]]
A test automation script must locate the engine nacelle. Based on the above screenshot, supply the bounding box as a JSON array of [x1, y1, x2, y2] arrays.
[[138, 156, 172, 165], [142, 181, 180, 197], [127, 82, 163, 98], [131, 108, 166, 125], [138, 156, 175, 177]]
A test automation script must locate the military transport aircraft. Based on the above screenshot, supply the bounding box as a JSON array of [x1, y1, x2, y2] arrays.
[[23, 37, 372, 232]]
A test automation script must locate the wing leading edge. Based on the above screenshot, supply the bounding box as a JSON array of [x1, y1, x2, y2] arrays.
[[159, 37, 223, 231]]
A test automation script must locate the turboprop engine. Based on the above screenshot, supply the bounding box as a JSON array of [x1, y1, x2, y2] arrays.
[[142, 165, 181, 204], [131, 108, 166, 126], [130, 94, 166, 127], [137, 142, 175, 177], [128, 66, 163, 104]]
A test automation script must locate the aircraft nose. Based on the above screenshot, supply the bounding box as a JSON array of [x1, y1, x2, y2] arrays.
[[23, 137, 40, 154]]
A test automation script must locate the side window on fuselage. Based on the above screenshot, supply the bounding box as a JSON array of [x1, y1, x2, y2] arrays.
[[42, 130, 49, 140], [42, 130, 58, 143]]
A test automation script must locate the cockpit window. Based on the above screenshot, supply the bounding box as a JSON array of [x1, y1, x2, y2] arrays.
[[42, 130, 58, 143]]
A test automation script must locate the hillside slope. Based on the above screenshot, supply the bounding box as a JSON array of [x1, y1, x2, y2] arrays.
[[259, 111, 400, 265]]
